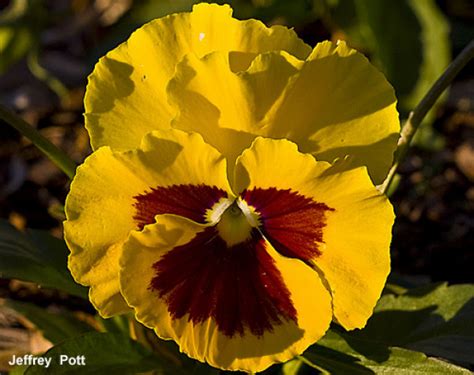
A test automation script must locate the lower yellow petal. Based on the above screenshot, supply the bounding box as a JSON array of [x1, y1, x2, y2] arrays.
[[120, 214, 332, 372]]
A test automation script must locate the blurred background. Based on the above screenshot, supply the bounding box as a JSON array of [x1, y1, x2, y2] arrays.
[[0, 0, 473, 368]]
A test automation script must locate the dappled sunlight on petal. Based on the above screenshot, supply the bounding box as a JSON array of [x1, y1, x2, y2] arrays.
[[169, 41, 399, 183], [85, 3, 310, 151]]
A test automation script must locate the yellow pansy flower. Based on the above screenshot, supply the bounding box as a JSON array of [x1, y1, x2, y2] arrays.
[[66, 3, 399, 371], [85, 3, 399, 184], [65, 129, 394, 372]]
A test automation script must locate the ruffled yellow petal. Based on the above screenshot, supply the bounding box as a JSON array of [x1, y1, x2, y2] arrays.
[[316, 175, 393, 329], [120, 214, 332, 372], [185, 3, 311, 62], [65, 129, 230, 317], [137, 129, 231, 191], [85, 3, 310, 151], [235, 137, 394, 329], [277, 41, 400, 184], [169, 40, 399, 183], [65, 147, 148, 317], [168, 50, 303, 178]]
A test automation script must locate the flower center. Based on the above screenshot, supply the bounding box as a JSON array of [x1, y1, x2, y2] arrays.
[[146, 185, 333, 337], [215, 199, 260, 247]]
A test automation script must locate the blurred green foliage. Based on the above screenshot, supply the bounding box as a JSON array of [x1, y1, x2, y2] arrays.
[[4, 299, 94, 344], [329, 0, 450, 114], [0, 219, 88, 298], [0, 0, 47, 73], [328, 0, 450, 150]]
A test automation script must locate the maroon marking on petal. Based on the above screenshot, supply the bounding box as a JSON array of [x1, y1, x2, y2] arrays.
[[242, 188, 334, 261], [150, 227, 297, 337], [133, 184, 226, 229]]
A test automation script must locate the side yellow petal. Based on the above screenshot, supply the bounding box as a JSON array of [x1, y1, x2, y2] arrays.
[[120, 214, 332, 372], [169, 40, 399, 183], [136, 129, 231, 190], [65, 147, 148, 317], [65, 129, 230, 317], [85, 3, 310, 151], [235, 137, 394, 329], [315, 173, 394, 329]]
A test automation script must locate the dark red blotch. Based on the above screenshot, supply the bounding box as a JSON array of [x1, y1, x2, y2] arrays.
[[150, 227, 297, 338], [242, 187, 334, 261], [133, 184, 226, 229], [143, 184, 333, 338]]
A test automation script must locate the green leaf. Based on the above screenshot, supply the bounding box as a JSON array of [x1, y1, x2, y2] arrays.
[[24, 332, 168, 375], [330, 0, 450, 114], [9, 365, 28, 375], [303, 344, 373, 374], [351, 283, 474, 366], [305, 330, 470, 374], [0, 219, 88, 298], [3, 299, 94, 344], [301, 283, 473, 373]]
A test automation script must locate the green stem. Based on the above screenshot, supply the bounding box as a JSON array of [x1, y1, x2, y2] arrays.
[[27, 49, 69, 100], [0, 103, 77, 179], [297, 355, 328, 373], [380, 39, 474, 194]]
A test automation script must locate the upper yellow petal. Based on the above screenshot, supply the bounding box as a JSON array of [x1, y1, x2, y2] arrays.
[[169, 40, 399, 183], [168, 50, 303, 181], [85, 3, 310, 151], [271, 41, 400, 184]]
